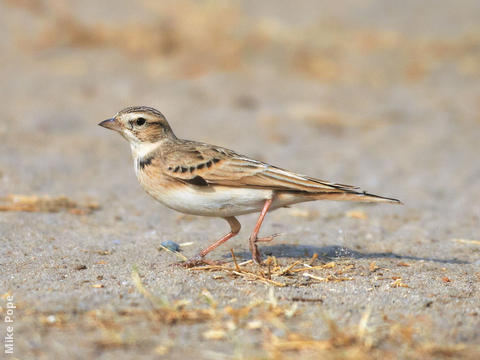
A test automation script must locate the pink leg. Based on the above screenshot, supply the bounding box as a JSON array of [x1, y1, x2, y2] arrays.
[[183, 217, 241, 267], [249, 198, 274, 264]]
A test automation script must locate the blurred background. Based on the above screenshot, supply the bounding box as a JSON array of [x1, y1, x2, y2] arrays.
[[1, 1, 480, 358], [2, 0, 480, 210], [3, 0, 480, 236]]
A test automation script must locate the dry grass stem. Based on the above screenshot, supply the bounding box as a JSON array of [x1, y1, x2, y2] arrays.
[[0, 194, 99, 214], [451, 238, 480, 245]]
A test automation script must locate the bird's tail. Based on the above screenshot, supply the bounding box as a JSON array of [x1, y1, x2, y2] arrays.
[[312, 191, 402, 204]]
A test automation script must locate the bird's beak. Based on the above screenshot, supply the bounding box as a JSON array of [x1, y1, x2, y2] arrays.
[[98, 118, 121, 132]]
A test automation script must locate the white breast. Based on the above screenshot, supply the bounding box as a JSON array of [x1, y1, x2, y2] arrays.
[[145, 184, 275, 217]]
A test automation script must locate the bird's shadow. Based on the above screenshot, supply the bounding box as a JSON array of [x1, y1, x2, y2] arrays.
[[228, 244, 469, 265]]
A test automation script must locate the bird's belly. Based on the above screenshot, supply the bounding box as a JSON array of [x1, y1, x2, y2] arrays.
[[146, 185, 275, 217]]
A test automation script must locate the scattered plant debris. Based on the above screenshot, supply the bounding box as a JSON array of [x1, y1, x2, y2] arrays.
[[187, 251, 358, 287]]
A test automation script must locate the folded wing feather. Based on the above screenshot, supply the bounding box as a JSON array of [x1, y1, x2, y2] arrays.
[[162, 142, 361, 194]]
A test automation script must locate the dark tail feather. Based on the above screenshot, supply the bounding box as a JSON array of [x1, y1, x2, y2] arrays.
[[313, 191, 402, 204]]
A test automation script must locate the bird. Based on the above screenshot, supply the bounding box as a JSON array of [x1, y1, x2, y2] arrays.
[[99, 106, 401, 267]]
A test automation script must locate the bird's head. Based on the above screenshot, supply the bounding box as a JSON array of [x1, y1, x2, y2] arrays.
[[99, 106, 176, 146]]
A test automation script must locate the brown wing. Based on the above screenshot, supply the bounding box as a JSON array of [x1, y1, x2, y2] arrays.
[[161, 141, 360, 193]]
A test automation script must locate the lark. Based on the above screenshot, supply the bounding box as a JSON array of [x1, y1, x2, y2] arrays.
[[99, 106, 401, 266]]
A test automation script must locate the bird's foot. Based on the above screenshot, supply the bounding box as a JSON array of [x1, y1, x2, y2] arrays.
[[178, 254, 226, 268], [255, 233, 282, 242], [250, 244, 263, 265], [249, 233, 282, 264]]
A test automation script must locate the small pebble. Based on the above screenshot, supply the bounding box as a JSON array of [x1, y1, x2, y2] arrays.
[[160, 241, 180, 252]]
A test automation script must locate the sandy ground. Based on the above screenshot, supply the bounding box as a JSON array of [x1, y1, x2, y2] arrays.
[[1, 1, 480, 359]]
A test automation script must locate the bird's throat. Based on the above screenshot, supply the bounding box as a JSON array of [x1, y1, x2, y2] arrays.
[[130, 141, 161, 159]]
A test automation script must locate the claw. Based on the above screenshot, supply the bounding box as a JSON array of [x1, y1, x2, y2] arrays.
[[255, 233, 282, 243]]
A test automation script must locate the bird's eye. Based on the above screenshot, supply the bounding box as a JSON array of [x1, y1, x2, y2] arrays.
[[136, 117, 146, 126]]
